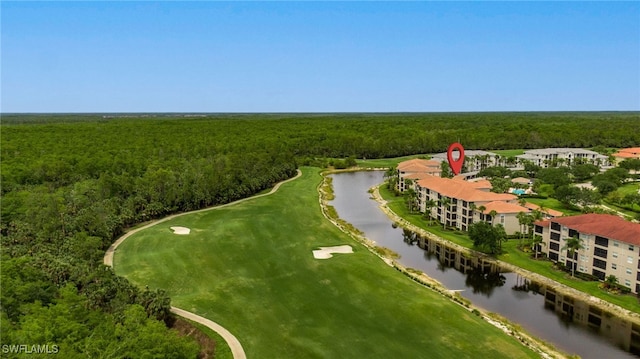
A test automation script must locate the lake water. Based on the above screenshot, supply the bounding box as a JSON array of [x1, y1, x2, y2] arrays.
[[330, 171, 639, 359]]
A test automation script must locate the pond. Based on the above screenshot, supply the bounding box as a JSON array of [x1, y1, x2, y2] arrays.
[[329, 171, 639, 359]]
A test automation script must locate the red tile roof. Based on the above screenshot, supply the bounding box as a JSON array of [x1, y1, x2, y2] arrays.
[[548, 214, 640, 246], [397, 159, 441, 173], [524, 203, 564, 218], [613, 147, 640, 158], [613, 152, 638, 158], [403, 173, 433, 181], [481, 201, 529, 214], [534, 219, 551, 227], [416, 175, 516, 203]]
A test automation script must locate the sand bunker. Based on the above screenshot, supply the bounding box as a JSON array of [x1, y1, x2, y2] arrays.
[[170, 226, 191, 235], [312, 245, 353, 259]]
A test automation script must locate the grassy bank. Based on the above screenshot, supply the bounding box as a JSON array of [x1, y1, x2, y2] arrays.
[[115, 167, 538, 358], [379, 184, 640, 313]]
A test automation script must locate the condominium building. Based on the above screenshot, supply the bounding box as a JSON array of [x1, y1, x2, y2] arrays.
[[534, 214, 640, 294], [396, 159, 441, 192], [516, 148, 610, 168], [613, 147, 640, 164], [430, 150, 509, 172], [413, 175, 528, 234]]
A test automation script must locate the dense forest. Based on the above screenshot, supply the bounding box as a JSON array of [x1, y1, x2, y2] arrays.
[[2, 112, 639, 357]]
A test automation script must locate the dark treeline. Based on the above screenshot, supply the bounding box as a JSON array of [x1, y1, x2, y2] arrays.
[[1, 112, 639, 356]]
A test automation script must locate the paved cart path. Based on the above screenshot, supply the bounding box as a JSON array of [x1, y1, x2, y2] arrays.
[[104, 169, 302, 359]]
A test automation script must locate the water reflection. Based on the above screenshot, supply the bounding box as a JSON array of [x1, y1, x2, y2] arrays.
[[329, 171, 639, 358]]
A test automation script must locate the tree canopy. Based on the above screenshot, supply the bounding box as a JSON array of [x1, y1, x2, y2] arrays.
[[2, 112, 639, 355]]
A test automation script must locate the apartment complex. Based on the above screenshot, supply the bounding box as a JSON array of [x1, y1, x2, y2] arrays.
[[431, 150, 508, 172], [414, 175, 528, 234], [534, 214, 640, 294], [613, 147, 640, 164], [396, 159, 441, 192], [516, 148, 610, 168]]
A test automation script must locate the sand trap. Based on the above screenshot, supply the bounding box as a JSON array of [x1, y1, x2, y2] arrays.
[[313, 245, 353, 259], [170, 226, 191, 235]]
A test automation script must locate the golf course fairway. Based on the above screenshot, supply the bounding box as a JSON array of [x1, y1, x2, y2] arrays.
[[114, 167, 539, 358]]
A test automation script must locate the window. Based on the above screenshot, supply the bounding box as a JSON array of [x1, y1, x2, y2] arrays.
[[550, 242, 560, 251], [613, 252, 618, 258], [628, 256, 634, 264], [568, 229, 579, 238], [500, 215, 505, 224], [627, 268, 632, 275], [592, 269, 605, 280], [612, 263, 617, 270], [550, 232, 561, 241], [594, 247, 608, 258], [551, 222, 561, 231], [549, 252, 559, 261], [629, 245, 635, 251], [593, 258, 607, 270], [613, 242, 619, 247], [595, 236, 608, 247], [625, 279, 631, 287], [535, 225, 543, 234]]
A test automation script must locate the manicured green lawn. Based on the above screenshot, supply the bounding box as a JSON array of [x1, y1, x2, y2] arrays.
[[115, 167, 537, 359], [523, 198, 581, 216], [356, 154, 432, 168], [604, 183, 640, 217]]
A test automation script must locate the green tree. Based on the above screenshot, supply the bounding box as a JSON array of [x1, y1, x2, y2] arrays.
[[439, 197, 451, 229], [531, 234, 545, 259], [536, 167, 572, 188], [604, 275, 619, 290], [516, 212, 528, 247], [423, 199, 437, 225], [571, 163, 599, 182], [489, 177, 511, 194], [384, 167, 398, 191], [440, 161, 453, 178], [562, 235, 585, 277], [622, 193, 640, 211], [469, 222, 505, 255], [619, 158, 640, 171]]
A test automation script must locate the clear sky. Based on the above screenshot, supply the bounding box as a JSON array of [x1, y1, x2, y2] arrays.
[[2, 1, 639, 113]]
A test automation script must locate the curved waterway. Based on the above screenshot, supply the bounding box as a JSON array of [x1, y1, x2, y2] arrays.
[[329, 171, 639, 359]]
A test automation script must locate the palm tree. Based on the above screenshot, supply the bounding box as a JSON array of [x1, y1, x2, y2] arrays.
[[405, 187, 417, 213], [424, 199, 437, 225], [384, 166, 397, 191], [604, 275, 619, 290], [488, 210, 498, 226], [562, 235, 585, 277], [439, 197, 451, 229], [477, 205, 486, 221], [516, 211, 528, 248], [531, 234, 545, 259], [468, 203, 477, 226]]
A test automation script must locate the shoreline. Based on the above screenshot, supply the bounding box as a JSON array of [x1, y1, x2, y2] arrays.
[[368, 182, 640, 327], [319, 169, 566, 359]]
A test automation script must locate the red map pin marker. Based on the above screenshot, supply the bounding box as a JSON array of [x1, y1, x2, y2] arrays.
[[447, 142, 465, 175]]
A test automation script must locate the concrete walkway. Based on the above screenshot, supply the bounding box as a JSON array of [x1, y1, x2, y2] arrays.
[[171, 307, 246, 359], [103, 169, 302, 359]]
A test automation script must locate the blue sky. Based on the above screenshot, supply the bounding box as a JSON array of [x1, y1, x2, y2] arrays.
[[2, 1, 639, 112]]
